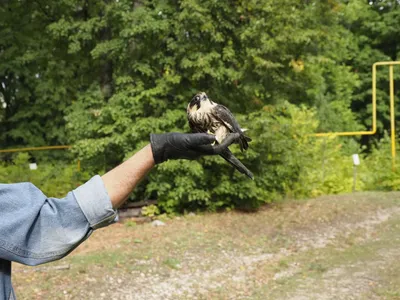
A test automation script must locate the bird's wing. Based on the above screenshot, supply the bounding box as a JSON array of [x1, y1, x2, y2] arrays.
[[212, 105, 242, 133]]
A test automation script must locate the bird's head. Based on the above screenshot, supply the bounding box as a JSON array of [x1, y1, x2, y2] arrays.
[[187, 92, 212, 113]]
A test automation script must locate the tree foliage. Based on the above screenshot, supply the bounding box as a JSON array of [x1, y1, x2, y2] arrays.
[[1, 0, 400, 211]]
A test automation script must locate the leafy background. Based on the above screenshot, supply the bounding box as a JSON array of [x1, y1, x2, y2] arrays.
[[1, 0, 400, 212]]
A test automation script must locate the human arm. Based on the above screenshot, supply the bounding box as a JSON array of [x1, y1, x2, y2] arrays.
[[102, 132, 240, 208], [0, 176, 115, 266], [102, 144, 155, 209], [0, 144, 151, 265], [0, 132, 238, 265], [0, 146, 155, 265]]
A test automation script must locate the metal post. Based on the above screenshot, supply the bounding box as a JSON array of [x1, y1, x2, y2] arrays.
[[372, 63, 377, 134], [0, 145, 71, 153], [0, 145, 80, 171], [389, 65, 396, 170], [352, 154, 360, 192]]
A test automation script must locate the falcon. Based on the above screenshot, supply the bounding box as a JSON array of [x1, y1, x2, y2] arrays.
[[187, 92, 253, 179]]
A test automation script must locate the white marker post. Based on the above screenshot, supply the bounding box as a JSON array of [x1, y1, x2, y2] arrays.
[[29, 163, 38, 170], [352, 154, 360, 192]]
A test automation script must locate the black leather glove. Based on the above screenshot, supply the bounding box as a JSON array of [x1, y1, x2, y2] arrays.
[[150, 132, 240, 164]]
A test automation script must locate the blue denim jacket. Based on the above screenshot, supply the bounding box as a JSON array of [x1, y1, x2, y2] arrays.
[[0, 175, 117, 300]]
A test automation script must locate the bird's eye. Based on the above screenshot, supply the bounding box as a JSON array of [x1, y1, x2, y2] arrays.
[[196, 96, 200, 101]]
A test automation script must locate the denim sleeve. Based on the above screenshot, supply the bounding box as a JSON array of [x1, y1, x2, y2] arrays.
[[0, 175, 117, 266]]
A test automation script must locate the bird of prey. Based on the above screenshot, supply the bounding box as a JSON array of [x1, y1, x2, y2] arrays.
[[187, 92, 254, 179]]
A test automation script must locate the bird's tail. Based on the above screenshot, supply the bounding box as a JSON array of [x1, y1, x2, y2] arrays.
[[220, 148, 254, 180]]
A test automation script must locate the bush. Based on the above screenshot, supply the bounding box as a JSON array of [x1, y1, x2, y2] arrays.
[[360, 133, 400, 191], [146, 102, 357, 213], [0, 153, 90, 198], [3, 108, 397, 215]]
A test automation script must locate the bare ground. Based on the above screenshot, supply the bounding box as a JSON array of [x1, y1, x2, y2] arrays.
[[12, 192, 400, 299]]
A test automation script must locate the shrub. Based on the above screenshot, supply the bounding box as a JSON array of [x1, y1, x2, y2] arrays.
[[360, 133, 400, 191], [3, 110, 398, 215], [147, 102, 355, 213], [141, 204, 160, 217], [0, 153, 89, 198]]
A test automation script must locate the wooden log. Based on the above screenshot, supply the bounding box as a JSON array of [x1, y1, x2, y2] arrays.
[[120, 200, 157, 209], [118, 208, 142, 219]]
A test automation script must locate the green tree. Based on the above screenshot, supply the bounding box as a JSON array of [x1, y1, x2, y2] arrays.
[[3, 0, 389, 211], [342, 0, 400, 143], [0, 1, 72, 149]]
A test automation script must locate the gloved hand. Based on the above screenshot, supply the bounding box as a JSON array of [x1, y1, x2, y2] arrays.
[[150, 132, 240, 164]]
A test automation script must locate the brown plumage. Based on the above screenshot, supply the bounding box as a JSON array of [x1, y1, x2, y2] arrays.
[[187, 92, 253, 179]]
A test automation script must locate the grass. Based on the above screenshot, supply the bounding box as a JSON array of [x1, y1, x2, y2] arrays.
[[12, 191, 400, 299], [163, 257, 181, 270]]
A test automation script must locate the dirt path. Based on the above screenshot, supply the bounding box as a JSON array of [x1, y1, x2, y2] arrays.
[[113, 206, 400, 300], [12, 192, 400, 299]]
